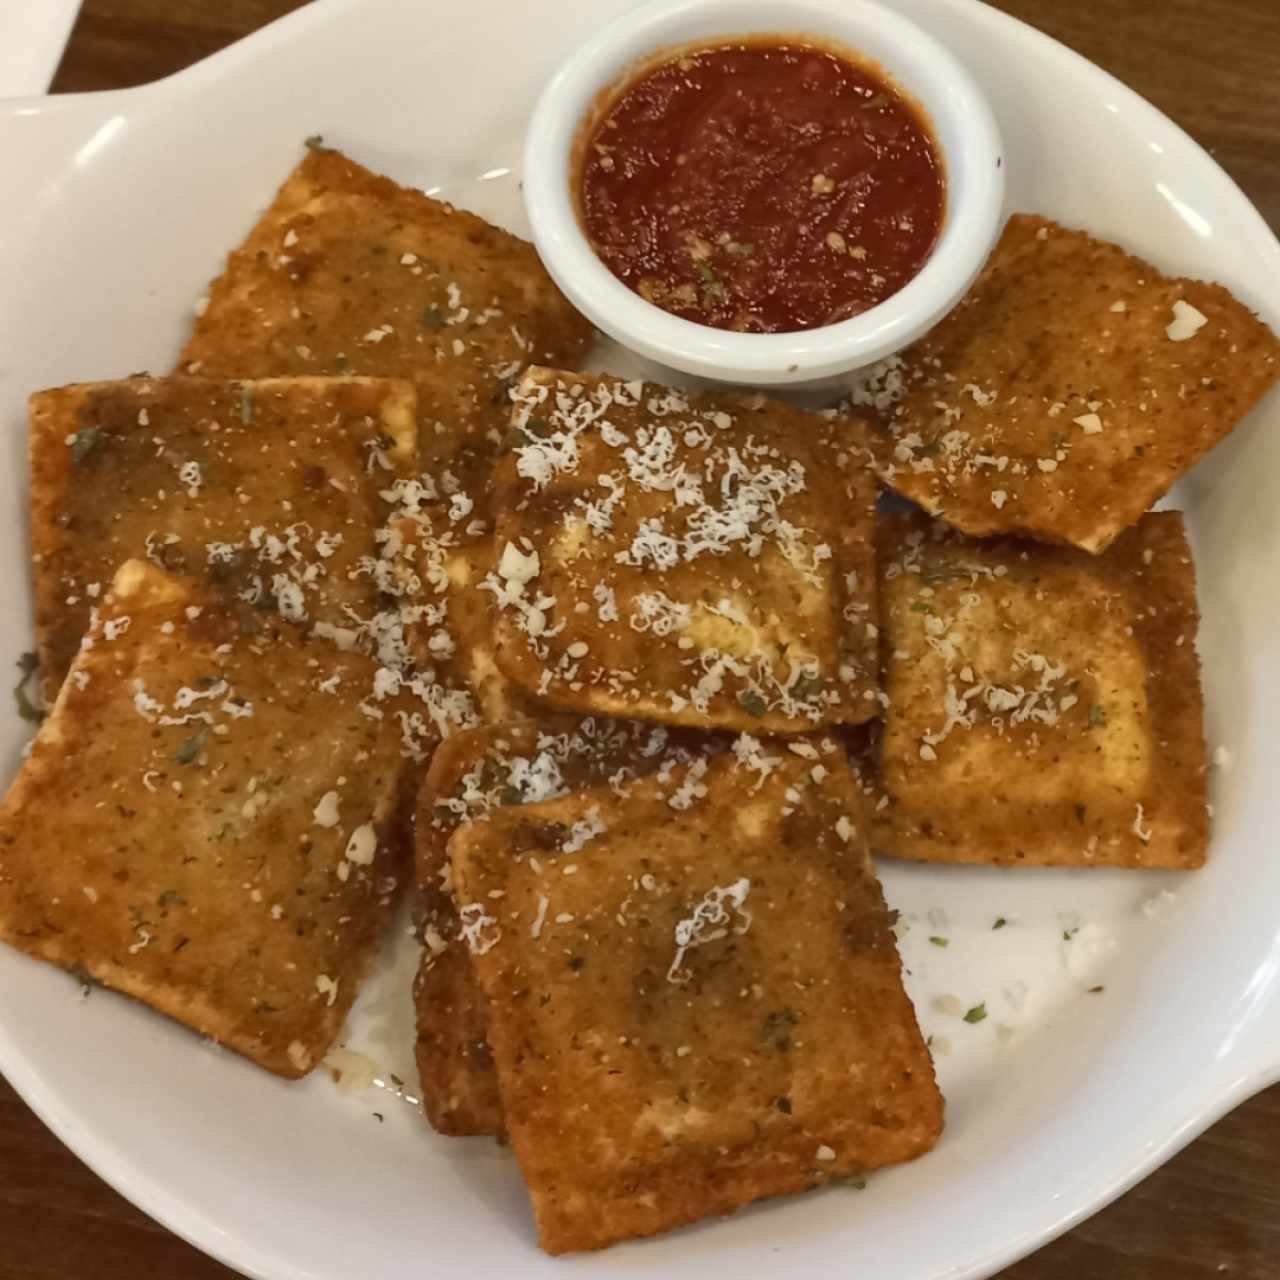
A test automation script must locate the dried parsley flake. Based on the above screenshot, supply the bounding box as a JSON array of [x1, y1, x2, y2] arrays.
[[70, 427, 104, 466], [14, 652, 42, 724], [174, 727, 209, 765]]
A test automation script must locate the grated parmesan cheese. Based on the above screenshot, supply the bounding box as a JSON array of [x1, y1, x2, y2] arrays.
[[458, 903, 501, 955], [313, 790, 341, 828], [344, 822, 378, 866], [531, 894, 550, 940], [561, 806, 605, 853], [667, 878, 751, 983], [1166, 299, 1208, 341]]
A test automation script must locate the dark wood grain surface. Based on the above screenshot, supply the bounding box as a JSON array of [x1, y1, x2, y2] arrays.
[[3, 1, 1275, 1277]]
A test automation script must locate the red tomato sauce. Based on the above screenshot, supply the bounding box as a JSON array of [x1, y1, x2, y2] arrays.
[[578, 41, 945, 334]]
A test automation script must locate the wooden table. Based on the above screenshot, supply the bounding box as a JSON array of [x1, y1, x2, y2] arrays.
[[3, 2, 1277, 1277]]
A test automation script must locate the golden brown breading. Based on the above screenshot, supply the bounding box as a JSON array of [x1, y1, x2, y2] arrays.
[[177, 147, 592, 497], [0, 562, 406, 1077], [28, 374, 417, 700], [451, 745, 941, 1253], [861, 214, 1280, 553], [413, 715, 722, 1135], [487, 368, 880, 733], [873, 510, 1208, 867]]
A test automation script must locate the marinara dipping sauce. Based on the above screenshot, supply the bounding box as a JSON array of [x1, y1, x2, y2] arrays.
[[578, 40, 945, 334]]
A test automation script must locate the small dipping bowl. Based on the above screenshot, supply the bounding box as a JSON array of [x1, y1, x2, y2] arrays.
[[523, 0, 1004, 388]]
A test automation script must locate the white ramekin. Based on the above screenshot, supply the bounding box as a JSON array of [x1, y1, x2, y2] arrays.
[[523, 0, 1004, 388]]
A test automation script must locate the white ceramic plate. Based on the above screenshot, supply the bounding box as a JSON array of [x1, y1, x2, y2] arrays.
[[1, 2, 1277, 1277]]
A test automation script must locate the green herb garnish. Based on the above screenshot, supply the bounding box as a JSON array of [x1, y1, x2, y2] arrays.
[[422, 306, 445, 328], [696, 261, 726, 301], [992, 917, 1007, 930], [1063, 926, 1079, 942], [1074, 802, 1087, 824], [762, 1008, 799, 1049], [157, 890, 187, 909], [789, 674, 824, 702], [304, 134, 332, 152], [962, 1002, 987, 1024], [70, 427, 104, 466], [68, 963, 99, 993], [738, 690, 767, 717], [838, 1175, 868, 1190], [14, 652, 42, 724], [174, 727, 209, 765], [929, 935, 949, 948], [239, 387, 254, 424], [921, 566, 966, 586], [1087, 985, 1105, 994], [910, 601, 931, 613], [1088, 704, 1107, 728]]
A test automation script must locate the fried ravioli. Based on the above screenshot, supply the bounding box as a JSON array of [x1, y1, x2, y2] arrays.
[[861, 214, 1280, 553], [28, 374, 417, 700], [486, 369, 880, 733], [451, 744, 941, 1252], [413, 716, 721, 1135], [177, 147, 592, 496], [0, 561, 405, 1077], [874, 510, 1208, 867]]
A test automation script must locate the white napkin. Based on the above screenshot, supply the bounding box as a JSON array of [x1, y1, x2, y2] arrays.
[[0, 0, 82, 98]]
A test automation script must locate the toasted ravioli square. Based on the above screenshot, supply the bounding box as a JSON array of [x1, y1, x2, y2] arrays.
[[29, 374, 417, 699], [451, 744, 941, 1253], [0, 562, 405, 1078], [874, 510, 1208, 867], [414, 715, 721, 1135], [178, 147, 591, 494], [487, 369, 880, 733], [863, 214, 1280, 553]]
